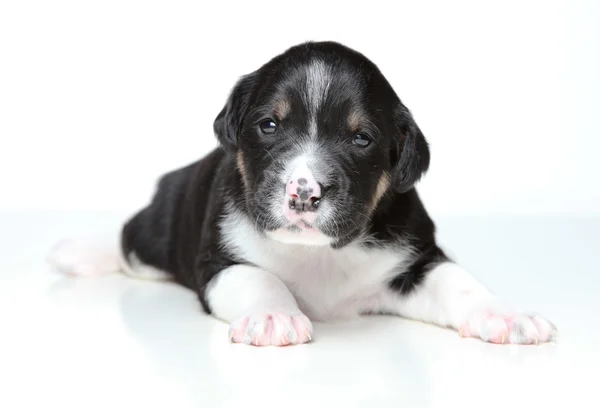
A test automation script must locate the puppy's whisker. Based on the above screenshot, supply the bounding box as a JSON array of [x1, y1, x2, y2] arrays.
[[264, 149, 275, 161]]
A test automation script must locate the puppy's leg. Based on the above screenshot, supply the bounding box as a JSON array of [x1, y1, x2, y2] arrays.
[[384, 262, 557, 344], [47, 237, 172, 281], [47, 237, 122, 277], [206, 265, 313, 346]]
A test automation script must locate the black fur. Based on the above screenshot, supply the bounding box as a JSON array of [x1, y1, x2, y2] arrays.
[[121, 41, 449, 311]]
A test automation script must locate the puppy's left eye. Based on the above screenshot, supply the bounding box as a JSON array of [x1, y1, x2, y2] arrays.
[[352, 133, 372, 147], [259, 120, 278, 134]]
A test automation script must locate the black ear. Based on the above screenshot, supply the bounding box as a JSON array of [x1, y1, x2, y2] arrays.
[[391, 104, 431, 193], [213, 71, 259, 153]]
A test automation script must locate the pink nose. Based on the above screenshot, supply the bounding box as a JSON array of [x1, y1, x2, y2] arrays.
[[286, 172, 322, 213], [287, 177, 322, 202], [285, 160, 323, 212]]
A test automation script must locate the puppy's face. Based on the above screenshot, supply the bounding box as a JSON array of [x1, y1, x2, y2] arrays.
[[214, 42, 430, 247]]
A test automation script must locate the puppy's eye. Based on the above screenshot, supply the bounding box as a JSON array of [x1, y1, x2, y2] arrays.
[[352, 133, 372, 147], [259, 120, 277, 134]]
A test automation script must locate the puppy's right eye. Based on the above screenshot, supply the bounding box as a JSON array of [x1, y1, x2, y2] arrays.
[[259, 120, 277, 134]]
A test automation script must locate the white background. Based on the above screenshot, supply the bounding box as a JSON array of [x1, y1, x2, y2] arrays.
[[1, 3, 599, 407], [1, 0, 598, 217]]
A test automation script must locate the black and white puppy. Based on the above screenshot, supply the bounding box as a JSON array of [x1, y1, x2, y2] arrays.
[[49, 41, 557, 346]]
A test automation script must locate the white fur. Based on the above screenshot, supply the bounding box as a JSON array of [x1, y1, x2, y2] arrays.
[[276, 142, 336, 190], [47, 238, 171, 281], [47, 213, 556, 345], [305, 59, 330, 114], [47, 238, 121, 277], [218, 208, 413, 321], [279, 151, 327, 185], [304, 59, 330, 139], [280, 155, 320, 190], [383, 262, 496, 327], [379, 262, 557, 344], [123, 252, 172, 280], [206, 264, 313, 346], [216, 209, 557, 344], [207, 264, 301, 321], [266, 226, 333, 246]]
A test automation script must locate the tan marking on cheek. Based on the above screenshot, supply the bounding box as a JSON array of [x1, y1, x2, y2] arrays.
[[236, 150, 250, 190], [274, 99, 291, 120], [371, 172, 391, 213]]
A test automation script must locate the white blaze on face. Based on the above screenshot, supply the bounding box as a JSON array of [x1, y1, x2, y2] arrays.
[[267, 60, 335, 244], [304, 59, 331, 139], [282, 152, 332, 195]]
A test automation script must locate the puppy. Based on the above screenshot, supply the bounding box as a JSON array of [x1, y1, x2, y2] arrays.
[[48, 41, 557, 346]]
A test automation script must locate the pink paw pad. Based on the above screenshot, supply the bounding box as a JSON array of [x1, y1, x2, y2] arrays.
[[228, 311, 313, 347], [459, 311, 557, 345]]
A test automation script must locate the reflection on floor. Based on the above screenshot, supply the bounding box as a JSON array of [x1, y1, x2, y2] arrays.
[[1, 211, 598, 407]]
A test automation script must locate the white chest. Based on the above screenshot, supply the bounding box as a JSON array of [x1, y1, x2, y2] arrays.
[[220, 212, 411, 320]]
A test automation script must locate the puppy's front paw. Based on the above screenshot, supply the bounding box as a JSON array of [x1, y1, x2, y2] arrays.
[[459, 307, 557, 345], [228, 309, 313, 347]]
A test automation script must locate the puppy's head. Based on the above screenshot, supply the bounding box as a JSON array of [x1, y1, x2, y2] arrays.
[[214, 41, 429, 247]]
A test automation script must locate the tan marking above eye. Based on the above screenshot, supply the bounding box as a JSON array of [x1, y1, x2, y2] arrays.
[[273, 99, 291, 120], [347, 108, 366, 133]]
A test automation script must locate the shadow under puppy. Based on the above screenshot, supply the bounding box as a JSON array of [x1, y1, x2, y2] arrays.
[[48, 41, 557, 346]]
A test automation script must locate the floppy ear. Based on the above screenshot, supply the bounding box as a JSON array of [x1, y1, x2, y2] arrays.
[[390, 104, 431, 193], [213, 72, 259, 153]]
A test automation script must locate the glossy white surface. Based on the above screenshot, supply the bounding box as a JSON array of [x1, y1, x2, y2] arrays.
[[1, 211, 598, 407]]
